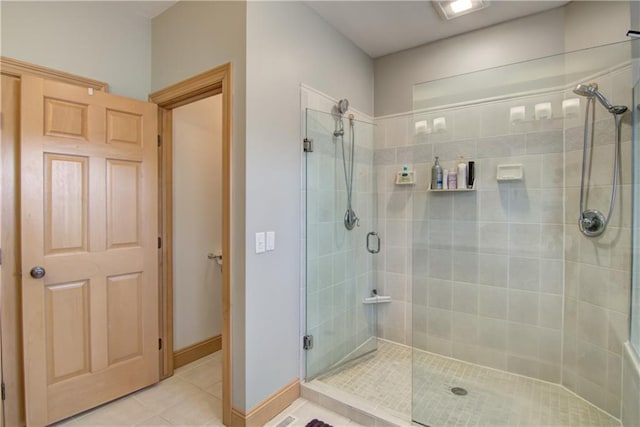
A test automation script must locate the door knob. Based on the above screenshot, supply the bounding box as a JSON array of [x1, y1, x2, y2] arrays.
[[30, 266, 46, 279]]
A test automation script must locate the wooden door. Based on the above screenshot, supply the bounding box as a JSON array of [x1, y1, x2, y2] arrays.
[[20, 75, 159, 426]]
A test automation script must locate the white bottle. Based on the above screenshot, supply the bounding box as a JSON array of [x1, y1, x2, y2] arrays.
[[442, 169, 449, 189], [457, 156, 467, 190]]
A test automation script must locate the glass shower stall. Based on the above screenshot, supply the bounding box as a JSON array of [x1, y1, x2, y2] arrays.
[[304, 108, 378, 380], [303, 38, 640, 426]]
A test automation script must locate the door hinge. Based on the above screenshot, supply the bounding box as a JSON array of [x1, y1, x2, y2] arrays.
[[159, 338, 162, 350], [157, 135, 162, 147], [303, 335, 313, 350], [303, 138, 313, 153], [0, 248, 3, 265], [1, 382, 6, 401], [158, 237, 162, 249]]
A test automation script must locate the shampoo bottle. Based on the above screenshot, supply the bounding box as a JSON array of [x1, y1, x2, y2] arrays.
[[457, 156, 467, 190], [431, 157, 443, 189]]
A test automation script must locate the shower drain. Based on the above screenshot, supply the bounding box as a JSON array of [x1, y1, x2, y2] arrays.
[[451, 387, 468, 396]]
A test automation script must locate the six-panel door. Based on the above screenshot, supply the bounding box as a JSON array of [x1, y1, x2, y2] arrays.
[[20, 76, 159, 426]]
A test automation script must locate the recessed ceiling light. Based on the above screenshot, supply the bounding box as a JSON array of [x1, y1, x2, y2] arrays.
[[433, 0, 491, 20]]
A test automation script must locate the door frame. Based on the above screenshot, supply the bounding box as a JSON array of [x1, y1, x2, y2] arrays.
[[149, 63, 232, 426]]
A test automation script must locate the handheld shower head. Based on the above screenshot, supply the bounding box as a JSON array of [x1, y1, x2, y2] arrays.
[[337, 99, 349, 115], [573, 83, 627, 115]]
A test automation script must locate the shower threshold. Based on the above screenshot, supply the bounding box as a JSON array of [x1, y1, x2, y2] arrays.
[[302, 340, 619, 427]]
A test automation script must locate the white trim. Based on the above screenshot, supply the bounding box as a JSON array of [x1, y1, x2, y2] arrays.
[[300, 83, 374, 123]]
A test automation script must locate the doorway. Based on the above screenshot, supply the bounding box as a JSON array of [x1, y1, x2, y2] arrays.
[[150, 64, 232, 426], [172, 95, 223, 367]]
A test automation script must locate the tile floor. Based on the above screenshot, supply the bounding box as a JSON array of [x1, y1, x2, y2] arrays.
[[317, 340, 620, 427], [54, 352, 225, 426], [53, 352, 351, 427], [266, 399, 364, 427], [52, 341, 620, 427]]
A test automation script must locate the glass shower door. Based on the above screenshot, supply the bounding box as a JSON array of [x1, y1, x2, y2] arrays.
[[631, 76, 640, 353], [304, 108, 378, 381]]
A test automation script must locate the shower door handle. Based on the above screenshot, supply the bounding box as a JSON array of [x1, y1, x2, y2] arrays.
[[367, 232, 380, 254]]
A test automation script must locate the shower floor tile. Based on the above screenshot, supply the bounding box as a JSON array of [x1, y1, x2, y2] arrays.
[[316, 340, 619, 427]]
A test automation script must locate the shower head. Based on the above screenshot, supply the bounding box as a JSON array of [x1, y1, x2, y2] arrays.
[[337, 99, 349, 115], [573, 83, 628, 115]]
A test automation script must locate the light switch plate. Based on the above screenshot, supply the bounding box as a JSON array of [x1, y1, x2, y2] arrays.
[[256, 232, 266, 253], [266, 231, 275, 251]]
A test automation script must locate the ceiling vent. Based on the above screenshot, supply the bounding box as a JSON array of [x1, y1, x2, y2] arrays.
[[433, 0, 491, 20]]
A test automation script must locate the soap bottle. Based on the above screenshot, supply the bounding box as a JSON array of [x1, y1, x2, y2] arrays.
[[431, 157, 443, 189], [457, 156, 467, 190], [442, 168, 449, 189], [401, 165, 409, 183], [448, 171, 457, 189]]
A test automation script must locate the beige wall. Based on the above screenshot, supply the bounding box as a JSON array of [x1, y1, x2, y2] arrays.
[[244, 2, 373, 409], [374, 1, 632, 117], [1, 1, 152, 100], [374, 7, 566, 116], [564, 0, 630, 52], [172, 95, 223, 350]]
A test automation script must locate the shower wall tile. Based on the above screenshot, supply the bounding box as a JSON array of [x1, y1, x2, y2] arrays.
[[541, 153, 564, 188], [372, 67, 631, 417], [396, 144, 432, 164], [452, 222, 479, 251], [452, 282, 478, 314], [478, 286, 508, 319], [539, 294, 563, 329], [540, 259, 563, 295], [526, 130, 564, 154], [477, 253, 509, 285], [561, 68, 633, 418], [508, 257, 540, 291], [508, 189, 542, 223], [476, 134, 526, 158], [374, 148, 396, 165], [432, 140, 477, 162], [508, 290, 539, 325], [452, 106, 481, 140], [428, 279, 452, 310]]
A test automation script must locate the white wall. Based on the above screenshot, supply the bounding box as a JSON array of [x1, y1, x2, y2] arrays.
[[173, 95, 223, 350], [151, 1, 248, 409], [0, 1, 152, 100], [244, 1, 373, 410]]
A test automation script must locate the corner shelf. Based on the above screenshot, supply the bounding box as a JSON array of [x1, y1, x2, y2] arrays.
[[428, 182, 476, 192]]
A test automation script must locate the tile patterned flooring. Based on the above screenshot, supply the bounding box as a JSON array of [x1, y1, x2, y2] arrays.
[[317, 340, 620, 427], [51, 342, 623, 427], [54, 352, 352, 427], [54, 352, 224, 426]]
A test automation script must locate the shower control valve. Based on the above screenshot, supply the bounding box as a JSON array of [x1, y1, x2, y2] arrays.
[[579, 209, 606, 237]]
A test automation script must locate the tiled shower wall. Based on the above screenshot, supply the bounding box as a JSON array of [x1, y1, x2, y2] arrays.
[[304, 89, 377, 379], [373, 65, 632, 417], [562, 66, 633, 417]]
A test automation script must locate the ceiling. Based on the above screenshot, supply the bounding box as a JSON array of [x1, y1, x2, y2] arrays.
[[306, 1, 569, 58], [124, 0, 569, 58], [131, 1, 177, 19]]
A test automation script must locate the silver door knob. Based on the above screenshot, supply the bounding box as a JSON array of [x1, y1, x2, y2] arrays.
[[30, 266, 46, 279]]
